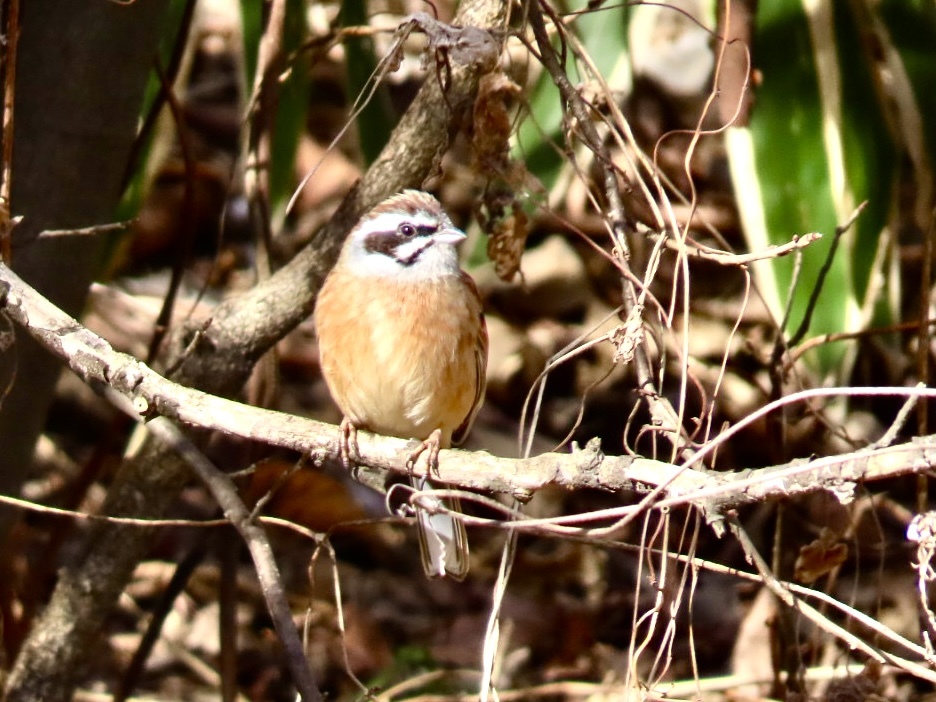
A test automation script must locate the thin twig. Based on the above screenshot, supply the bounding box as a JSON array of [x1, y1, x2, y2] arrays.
[[871, 383, 923, 449], [666, 231, 822, 265], [789, 201, 867, 348], [524, 2, 649, 392], [728, 514, 936, 684], [243, 0, 286, 267], [917, 207, 936, 515], [119, 0, 198, 192], [0, 0, 20, 264], [146, 60, 199, 363], [786, 316, 936, 366], [126, 404, 323, 702], [114, 537, 212, 702]]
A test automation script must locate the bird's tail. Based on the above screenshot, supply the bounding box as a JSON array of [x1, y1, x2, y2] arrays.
[[411, 476, 469, 580]]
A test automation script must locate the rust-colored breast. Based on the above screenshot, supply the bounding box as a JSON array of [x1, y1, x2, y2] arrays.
[[315, 269, 487, 448]]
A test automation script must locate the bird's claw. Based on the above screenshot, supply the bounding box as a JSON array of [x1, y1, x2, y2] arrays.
[[406, 428, 442, 478], [339, 417, 360, 473]]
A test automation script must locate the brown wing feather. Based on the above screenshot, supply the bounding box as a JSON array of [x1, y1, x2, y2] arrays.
[[452, 271, 487, 446]]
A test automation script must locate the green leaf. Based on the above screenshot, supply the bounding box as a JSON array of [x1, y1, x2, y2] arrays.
[[268, 0, 311, 221], [339, 0, 394, 166], [731, 0, 897, 375], [514, 2, 631, 194], [117, 0, 196, 221]]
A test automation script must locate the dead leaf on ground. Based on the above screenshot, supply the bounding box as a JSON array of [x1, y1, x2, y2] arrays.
[[794, 528, 848, 584]]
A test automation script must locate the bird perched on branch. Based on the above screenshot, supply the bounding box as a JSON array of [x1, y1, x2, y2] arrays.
[[314, 190, 488, 579]]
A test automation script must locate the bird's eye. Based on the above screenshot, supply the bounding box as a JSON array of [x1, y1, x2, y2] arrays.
[[398, 223, 417, 237]]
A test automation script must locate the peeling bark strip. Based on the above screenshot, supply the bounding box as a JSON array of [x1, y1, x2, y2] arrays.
[[387, 12, 502, 73], [3, 260, 936, 522]]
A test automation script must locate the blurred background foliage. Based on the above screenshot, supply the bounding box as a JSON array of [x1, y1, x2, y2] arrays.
[[732, 0, 922, 376], [6, 0, 936, 699], [118, 0, 936, 384]]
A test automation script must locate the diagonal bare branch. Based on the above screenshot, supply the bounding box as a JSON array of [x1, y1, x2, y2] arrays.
[[4, 261, 936, 523]]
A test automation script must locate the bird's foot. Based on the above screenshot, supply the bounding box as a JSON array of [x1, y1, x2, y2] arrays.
[[339, 417, 360, 472], [407, 428, 442, 478]]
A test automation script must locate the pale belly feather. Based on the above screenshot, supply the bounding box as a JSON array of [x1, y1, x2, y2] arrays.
[[317, 274, 479, 447]]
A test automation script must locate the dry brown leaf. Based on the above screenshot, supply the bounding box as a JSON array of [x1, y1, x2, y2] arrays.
[[485, 201, 529, 282], [794, 528, 848, 584], [472, 72, 534, 282], [244, 458, 368, 532], [472, 71, 521, 177]]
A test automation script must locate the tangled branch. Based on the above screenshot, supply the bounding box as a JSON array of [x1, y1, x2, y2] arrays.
[[3, 261, 935, 524]]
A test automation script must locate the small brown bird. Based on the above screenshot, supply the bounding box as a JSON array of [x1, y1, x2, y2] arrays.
[[314, 190, 488, 579]]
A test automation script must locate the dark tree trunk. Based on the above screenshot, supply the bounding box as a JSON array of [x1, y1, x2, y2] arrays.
[[2, 0, 170, 698]]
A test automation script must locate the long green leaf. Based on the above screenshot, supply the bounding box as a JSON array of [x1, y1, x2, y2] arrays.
[[339, 0, 394, 166], [731, 0, 897, 376]]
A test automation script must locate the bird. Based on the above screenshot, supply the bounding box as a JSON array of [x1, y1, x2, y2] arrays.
[[314, 189, 488, 580]]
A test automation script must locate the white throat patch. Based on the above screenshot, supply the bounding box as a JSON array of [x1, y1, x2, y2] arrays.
[[345, 211, 464, 280]]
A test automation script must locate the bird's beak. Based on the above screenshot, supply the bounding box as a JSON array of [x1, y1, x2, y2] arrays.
[[434, 228, 467, 245]]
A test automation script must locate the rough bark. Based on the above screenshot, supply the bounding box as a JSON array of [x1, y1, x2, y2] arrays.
[[0, 0, 171, 539]]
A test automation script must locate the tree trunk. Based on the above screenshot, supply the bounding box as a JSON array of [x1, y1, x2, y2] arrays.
[[2, 0, 169, 698]]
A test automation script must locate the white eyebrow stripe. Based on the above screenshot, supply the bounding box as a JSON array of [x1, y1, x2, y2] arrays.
[[362, 211, 438, 233]]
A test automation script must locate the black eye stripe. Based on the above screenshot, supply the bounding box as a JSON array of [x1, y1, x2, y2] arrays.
[[396, 241, 432, 267], [363, 229, 434, 266], [398, 223, 439, 236]]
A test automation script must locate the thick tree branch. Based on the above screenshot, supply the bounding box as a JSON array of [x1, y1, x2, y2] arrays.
[[3, 261, 936, 525]]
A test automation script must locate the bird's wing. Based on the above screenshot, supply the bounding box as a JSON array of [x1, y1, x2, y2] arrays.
[[452, 272, 487, 446]]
